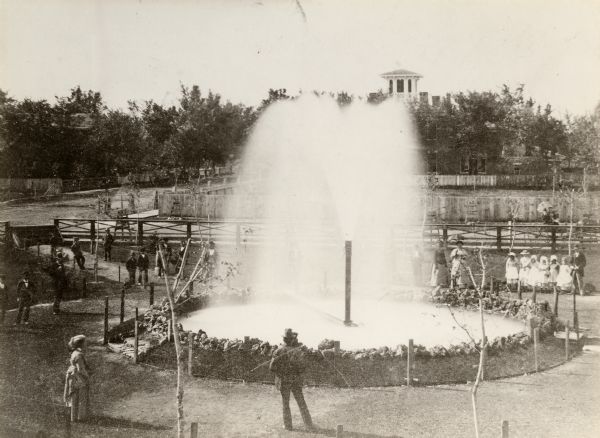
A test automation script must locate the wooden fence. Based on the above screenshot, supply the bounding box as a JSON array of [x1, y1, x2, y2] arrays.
[[41, 218, 600, 251]]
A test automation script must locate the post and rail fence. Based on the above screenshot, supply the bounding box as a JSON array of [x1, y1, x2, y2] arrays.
[[2, 218, 588, 251]]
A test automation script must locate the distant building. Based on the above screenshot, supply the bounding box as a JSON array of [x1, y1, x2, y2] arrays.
[[381, 69, 423, 100]]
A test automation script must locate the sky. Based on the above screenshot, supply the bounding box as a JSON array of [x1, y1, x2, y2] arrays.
[[1, 0, 599, 117]]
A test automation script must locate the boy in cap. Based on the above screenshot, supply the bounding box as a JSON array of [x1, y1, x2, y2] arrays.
[[269, 328, 314, 431], [71, 238, 85, 270], [125, 251, 137, 287], [137, 248, 149, 287], [16, 271, 36, 325]]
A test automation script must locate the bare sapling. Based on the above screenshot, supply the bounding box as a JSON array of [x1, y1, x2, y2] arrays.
[[158, 247, 186, 438]]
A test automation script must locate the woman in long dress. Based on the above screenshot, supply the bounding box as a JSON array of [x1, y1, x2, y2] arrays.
[[505, 252, 519, 290], [64, 335, 91, 422], [430, 240, 448, 295], [528, 255, 539, 288], [450, 240, 468, 288]]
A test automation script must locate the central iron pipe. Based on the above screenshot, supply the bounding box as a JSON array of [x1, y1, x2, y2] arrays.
[[344, 240, 352, 326]]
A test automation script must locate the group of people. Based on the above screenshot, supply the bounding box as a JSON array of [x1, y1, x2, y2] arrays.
[[505, 245, 586, 294], [429, 239, 469, 293]]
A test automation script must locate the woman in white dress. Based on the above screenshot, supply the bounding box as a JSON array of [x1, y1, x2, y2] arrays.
[[505, 252, 519, 290], [518, 250, 531, 288]]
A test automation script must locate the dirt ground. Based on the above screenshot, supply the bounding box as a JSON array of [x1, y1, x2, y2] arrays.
[[0, 241, 599, 437], [1, 191, 600, 437]]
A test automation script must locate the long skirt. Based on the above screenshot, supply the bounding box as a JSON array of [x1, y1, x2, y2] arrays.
[[430, 264, 448, 287]]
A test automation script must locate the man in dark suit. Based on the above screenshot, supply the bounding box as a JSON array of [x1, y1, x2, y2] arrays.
[[573, 245, 587, 295], [269, 329, 314, 432]]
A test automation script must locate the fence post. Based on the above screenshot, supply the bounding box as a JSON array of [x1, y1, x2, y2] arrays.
[[154, 190, 159, 210], [188, 334, 194, 376], [103, 296, 109, 345], [501, 420, 509, 438], [137, 221, 144, 245], [533, 327, 540, 372], [551, 227, 557, 252], [532, 284, 537, 303], [442, 224, 448, 244], [186, 222, 192, 240], [118, 264, 121, 283], [236, 223, 241, 248], [574, 311, 579, 341], [190, 422, 198, 438], [120, 287, 125, 324], [565, 322, 570, 360], [496, 226, 502, 251], [407, 339, 413, 386], [517, 280, 522, 300], [134, 307, 139, 364], [149, 283, 154, 306], [4, 221, 11, 246], [528, 317, 535, 340], [90, 220, 96, 246], [81, 277, 87, 299], [572, 287, 577, 327], [553, 285, 559, 316]]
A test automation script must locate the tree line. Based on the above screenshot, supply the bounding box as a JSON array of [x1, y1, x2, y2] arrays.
[[0, 85, 598, 179]]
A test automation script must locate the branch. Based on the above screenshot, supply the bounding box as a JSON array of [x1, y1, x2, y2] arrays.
[[446, 304, 481, 351]]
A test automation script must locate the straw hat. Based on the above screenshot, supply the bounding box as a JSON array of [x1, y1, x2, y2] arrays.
[[68, 334, 86, 350], [520, 250, 530, 255], [550, 255, 558, 261], [508, 252, 516, 257]]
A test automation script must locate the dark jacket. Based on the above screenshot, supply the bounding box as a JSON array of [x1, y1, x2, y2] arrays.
[[573, 252, 587, 277], [17, 279, 36, 300], [71, 242, 82, 256], [137, 254, 150, 270], [269, 342, 305, 387], [103, 233, 114, 247], [126, 257, 137, 272]]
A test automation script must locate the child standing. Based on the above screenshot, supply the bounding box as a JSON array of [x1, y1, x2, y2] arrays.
[[556, 256, 574, 292], [519, 250, 531, 288], [505, 252, 519, 290], [538, 256, 550, 289], [549, 255, 560, 287]]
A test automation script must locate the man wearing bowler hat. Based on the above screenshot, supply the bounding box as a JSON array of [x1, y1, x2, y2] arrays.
[[269, 328, 314, 431]]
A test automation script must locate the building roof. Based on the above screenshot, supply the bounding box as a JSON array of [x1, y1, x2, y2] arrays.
[[381, 69, 423, 78]]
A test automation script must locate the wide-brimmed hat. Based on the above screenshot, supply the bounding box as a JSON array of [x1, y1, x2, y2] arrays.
[[455, 240, 464, 245], [508, 252, 516, 257], [68, 334, 86, 349], [520, 250, 530, 255], [22, 270, 30, 276], [550, 255, 558, 261], [283, 328, 297, 340]]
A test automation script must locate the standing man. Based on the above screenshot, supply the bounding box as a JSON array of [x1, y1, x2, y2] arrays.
[[49, 232, 61, 258], [572, 245, 587, 295], [269, 328, 314, 432], [0, 274, 7, 325], [15, 271, 36, 325], [50, 254, 67, 315], [103, 229, 114, 262], [137, 248, 149, 287], [71, 238, 85, 270], [125, 251, 137, 287]]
